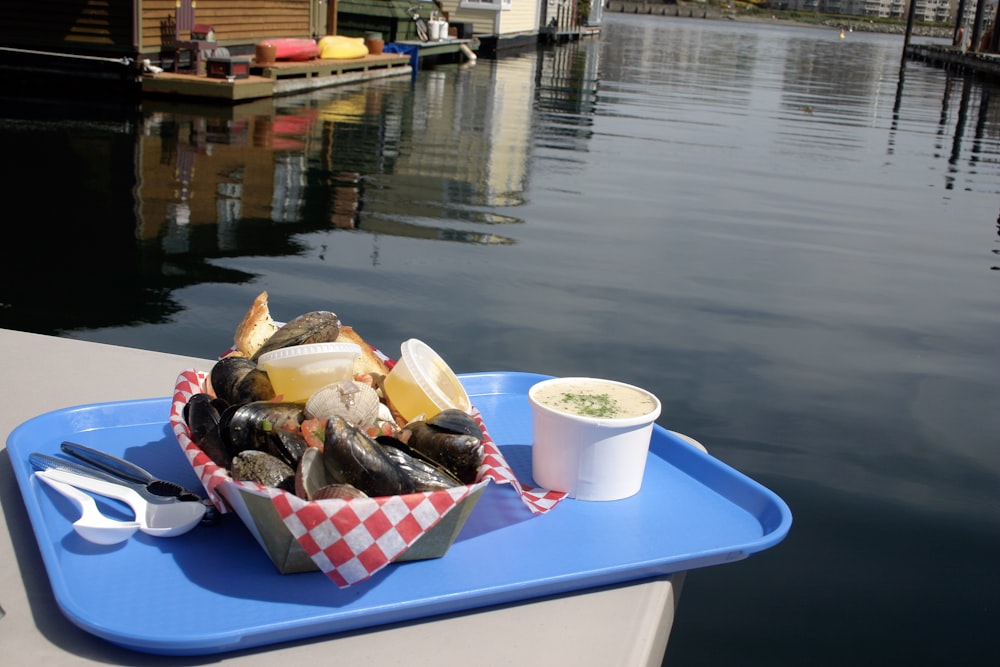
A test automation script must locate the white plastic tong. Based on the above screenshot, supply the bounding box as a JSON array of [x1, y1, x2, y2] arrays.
[[30, 441, 211, 544]]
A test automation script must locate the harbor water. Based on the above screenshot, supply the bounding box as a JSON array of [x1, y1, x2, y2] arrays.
[[2, 14, 998, 666]]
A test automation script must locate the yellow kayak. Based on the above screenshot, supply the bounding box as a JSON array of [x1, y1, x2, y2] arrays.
[[318, 35, 368, 60]]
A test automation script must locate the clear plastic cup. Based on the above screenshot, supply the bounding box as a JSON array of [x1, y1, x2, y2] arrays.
[[383, 338, 471, 422], [257, 342, 361, 403], [528, 377, 661, 501]]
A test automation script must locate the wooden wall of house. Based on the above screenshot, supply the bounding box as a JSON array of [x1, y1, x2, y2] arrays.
[[0, 0, 135, 55], [336, 0, 429, 42], [140, 0, 314, 54], [439, 6, 498, 38], [0, 0, 314, 57]]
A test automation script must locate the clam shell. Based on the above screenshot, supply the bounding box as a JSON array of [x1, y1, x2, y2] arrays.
[[305, 380, 380, 428], [295, 446, 327, 500]]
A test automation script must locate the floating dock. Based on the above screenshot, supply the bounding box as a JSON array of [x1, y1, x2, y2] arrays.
[[142, 53, 412, 102], [142, 39, 478, 103], [905, 44, 1000, 80]]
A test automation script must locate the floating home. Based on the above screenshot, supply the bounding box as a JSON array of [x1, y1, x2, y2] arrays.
[[0, 0, 601, 101]]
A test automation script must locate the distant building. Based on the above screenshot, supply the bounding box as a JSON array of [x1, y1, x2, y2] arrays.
[[782, 0, 994, 23]]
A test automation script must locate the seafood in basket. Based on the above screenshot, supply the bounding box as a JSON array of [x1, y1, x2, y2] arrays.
[[169, 292, 566, 585]]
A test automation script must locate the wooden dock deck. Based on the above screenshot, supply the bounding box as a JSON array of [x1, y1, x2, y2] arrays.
[[905, 44, 1000, 80], [142, 52, 413, 102], [141, 38, 479, 103]]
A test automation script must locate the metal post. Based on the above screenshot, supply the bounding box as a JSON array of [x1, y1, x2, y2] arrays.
[[991, 1, 1000, 52], [953, 0, 967, 46], [327, 0, 338, 36], [971, 0, 986, 52], [901, 0, 917, 68]]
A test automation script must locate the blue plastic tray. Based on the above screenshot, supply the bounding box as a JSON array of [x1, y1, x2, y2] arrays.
[[7, 372, 791, 656]]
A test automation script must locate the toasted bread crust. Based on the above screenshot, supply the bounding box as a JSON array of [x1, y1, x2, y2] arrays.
[[337, 325, 390, 378], [234, 291, 279, 358], [234, 294, 389, 386]]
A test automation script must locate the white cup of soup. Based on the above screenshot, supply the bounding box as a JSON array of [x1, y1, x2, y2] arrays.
[[528, 377, 661, 501]]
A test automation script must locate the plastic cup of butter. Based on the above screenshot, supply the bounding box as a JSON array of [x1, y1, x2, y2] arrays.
[[257, 342, 361, 403], [528, 377, 661, 501], [382, 338, 472, 423]]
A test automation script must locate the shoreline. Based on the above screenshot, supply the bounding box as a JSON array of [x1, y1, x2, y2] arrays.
[[603, 3, 954, 38]]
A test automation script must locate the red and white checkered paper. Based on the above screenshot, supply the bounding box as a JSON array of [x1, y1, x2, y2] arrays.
[[169, 368, 567, 586]]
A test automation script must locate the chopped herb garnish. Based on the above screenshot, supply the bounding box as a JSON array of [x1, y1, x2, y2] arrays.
[[558, 391, 620, 418]]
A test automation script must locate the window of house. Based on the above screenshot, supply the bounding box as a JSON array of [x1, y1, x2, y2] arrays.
[[459, 0, 512, 10]]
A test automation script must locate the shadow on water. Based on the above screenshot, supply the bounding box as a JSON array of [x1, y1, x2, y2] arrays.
[[0, 39, 608, 340]]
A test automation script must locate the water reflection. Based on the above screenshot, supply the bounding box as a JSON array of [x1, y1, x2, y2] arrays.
[[1, 17, 998, 340], [3, 17, 1000, 667], [0, 45, 608, 336], [142, 71, 540, 263], [890, 61, 1000, 198], [129, 45, 604, 306]]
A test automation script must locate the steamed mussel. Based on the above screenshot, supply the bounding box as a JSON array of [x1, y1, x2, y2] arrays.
[[378, 437, 463, 490], [210, 356, 275, 405], [316, 416, 464, 497], [231, 450, 296, 492], [184, 395, 307, 469], [187, 402, 481, 499], [184, 394, 484, 500], [183, 305, 484, 502], [295, 447, 370, 500], [221, 401, 307, 469], [321, 416, 419, 496], [252, 310, 342, 361], [400, 409, 485, 485], [183, 392, 231, 468]]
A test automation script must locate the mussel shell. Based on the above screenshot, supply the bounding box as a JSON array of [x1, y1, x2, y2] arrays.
[[197, 428, 231, 469], [251, 310, 342, 361], [323, 416, 416, 497], [295, 448, 370, 501], [210, 356, 256, 404], [232, 368, 276, 404], [426, 408, 484, 439], [183, 393, 225, 444], [231, 450, 296, 492], [269, 428, 308, 469], [378, 437, 462, 491], [183, 393, 231, 468], [403, 421, 484, 485], [220, 401, 306, 467]]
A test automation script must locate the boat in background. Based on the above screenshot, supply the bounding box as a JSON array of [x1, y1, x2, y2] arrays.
[[261, 38, 319, 61]]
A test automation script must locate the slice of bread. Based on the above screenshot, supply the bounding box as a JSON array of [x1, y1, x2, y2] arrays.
[[234, 291, 280, 358], [337, 325, 390, 379]]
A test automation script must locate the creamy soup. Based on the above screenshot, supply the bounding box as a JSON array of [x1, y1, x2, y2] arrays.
[[533, 379, 657, 419]]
